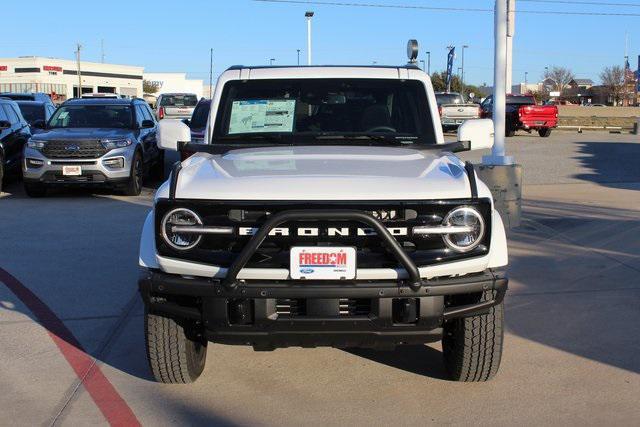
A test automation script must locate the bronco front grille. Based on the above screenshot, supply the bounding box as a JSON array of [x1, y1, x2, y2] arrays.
[[276, 298, 372, 318], [42, 140, 108, 159], [154, 199, 492, 269]]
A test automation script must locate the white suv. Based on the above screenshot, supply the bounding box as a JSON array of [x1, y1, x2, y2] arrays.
[[138, 65, 509, 384]]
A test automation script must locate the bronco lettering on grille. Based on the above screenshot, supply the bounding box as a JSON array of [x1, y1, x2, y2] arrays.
[[238, 226, 408, 237]]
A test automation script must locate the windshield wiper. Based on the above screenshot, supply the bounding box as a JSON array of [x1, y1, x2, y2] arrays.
[[314, 134, 418, 145]]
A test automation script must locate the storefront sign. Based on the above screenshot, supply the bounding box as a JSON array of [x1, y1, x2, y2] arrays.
[[0, 66, 7, 71], [43, 65, 62, 72]]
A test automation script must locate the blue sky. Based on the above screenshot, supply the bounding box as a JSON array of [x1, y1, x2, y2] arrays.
[[2, 0, 638, 85]]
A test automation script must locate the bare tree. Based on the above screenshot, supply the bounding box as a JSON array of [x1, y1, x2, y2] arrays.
[[143, 80, 161, 95], [543, 66, 575, 94], [599, 66, 625, 105]]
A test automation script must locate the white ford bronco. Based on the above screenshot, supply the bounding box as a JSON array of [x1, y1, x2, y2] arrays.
[[138, 64, 509, 383]]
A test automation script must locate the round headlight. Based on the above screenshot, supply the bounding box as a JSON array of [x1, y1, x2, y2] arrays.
[[161, 208, 202, 250], [442, 206, 485, 252]]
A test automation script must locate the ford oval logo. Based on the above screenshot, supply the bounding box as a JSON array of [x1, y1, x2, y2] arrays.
[[65, 144, 80, 152], [300, 268, 315, 274]]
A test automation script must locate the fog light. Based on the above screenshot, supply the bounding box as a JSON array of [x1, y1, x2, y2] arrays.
[[26, 158, 44, 168], [102, 157, 124, 168]]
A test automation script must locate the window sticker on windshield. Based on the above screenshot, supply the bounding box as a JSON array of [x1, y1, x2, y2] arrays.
[[228, 99, 296, 134], [58, 111, 69, 119]]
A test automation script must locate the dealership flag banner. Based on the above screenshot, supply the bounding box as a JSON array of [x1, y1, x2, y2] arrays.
[[446, 47, 456, 92]]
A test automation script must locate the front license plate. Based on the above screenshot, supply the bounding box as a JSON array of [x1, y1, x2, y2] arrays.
[[62, 165, 81, 176], [535, 121, 545, 125], [290, 247, 356, 280]]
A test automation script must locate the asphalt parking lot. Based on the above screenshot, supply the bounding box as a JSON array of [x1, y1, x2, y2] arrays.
[[1, 131, 639, 426]]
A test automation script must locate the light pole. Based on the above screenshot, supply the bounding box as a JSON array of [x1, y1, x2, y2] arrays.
[[426, 51, 431, 75], [420, 60, 426, 71], [297, 49, 300, 66], [75, 43, 82, 97], [209, 48, 213, 99], [461, 45, 468, 98], [305, 11, 314, 65], [270, 58, 276, 66], [524, 71, 528, 90]]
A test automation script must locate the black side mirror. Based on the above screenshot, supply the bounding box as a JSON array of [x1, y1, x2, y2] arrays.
[[32, 119, 46, 129], [141, 119, 155, 129], [0, 120, 11, 130], [182, 118, 191, 127]]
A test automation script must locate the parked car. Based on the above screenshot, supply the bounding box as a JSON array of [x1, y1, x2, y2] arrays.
[[481, 94, 558, 137], [139, 65, 509, 384], [156, 93, 198, 120], [0, 92, 54, 105], [22, 98, 164, 197], [0, 98, 31, 193], [185, 98, 210, 143], [435, 92, 481, 131], [15, 100, 56, 131]]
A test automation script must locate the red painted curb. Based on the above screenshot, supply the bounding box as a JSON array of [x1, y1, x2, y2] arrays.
[[0, 267, 141, 427]]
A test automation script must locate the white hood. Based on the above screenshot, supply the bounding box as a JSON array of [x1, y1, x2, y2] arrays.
[[169, 145, 475, 201]]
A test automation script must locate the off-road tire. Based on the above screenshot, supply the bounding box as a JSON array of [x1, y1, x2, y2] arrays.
[[149, 150, 165, 181], [123, 151, 143, 196], [442, 291, 504, 382], [538, 128, 552, 138], [24, 182, 47, 198], [144, 310, 207, 384]]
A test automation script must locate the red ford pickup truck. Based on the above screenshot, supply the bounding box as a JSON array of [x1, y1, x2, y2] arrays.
[[480, 95, 558, 137]]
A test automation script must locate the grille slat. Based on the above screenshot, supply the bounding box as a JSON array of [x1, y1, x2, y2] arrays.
[[42, 140, 108, 159]]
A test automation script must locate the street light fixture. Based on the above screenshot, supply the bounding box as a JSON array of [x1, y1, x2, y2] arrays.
[[461, 45, 469, 98], [426, 51, 431, 75], [305, 11, 314, 65]]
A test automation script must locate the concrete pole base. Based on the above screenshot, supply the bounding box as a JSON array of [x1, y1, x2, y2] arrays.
[[477, 164, 523, 229]]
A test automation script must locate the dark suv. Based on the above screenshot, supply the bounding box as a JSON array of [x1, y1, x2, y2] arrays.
[[22, 98, 164, 197], [0, 98, 31, 193]]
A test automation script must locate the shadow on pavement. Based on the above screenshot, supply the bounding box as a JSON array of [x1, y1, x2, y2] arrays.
[[506, 198, 640, 375], [573, 141, 640, 188], [345, 345, 449, 380]]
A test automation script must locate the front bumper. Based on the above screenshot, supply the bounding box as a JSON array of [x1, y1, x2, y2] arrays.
[[139, 269, 508, 349], [22, 146, 135, 185]]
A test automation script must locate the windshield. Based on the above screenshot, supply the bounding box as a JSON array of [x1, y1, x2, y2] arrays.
[[48, 105, 133, 129], [160, 94, 198, 107], [214, 78, 435, 143], [507, 96, 536, 105], [17, 103, 44, 123], [435, 94, 463, 105]]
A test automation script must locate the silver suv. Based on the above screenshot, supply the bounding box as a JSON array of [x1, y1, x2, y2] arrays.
[[155, 93, 198, 120], [22, 98, 164, 197]]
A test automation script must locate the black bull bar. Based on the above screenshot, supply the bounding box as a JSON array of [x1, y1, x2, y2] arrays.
[[222, 209, 424, 290]]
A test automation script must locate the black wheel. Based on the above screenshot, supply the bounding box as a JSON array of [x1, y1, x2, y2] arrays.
[[442, 291, 504, 382], [24, 182, 47, 198], [538, 128, 552, 138], [144, 309, 207, 384], [505, 128, 516, 137], [123, 151, 143, 196], [149, 150, 165, 181]]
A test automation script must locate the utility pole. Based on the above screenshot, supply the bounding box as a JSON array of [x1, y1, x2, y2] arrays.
[[209, 48, 214, 99], [426, 51, 431, 75], [479, 0, 521, 230], [297, 49, 301, 65], [484, 0, 511, 165], [461, 45, 468, 98], [76, 43, 82, 98], [305, 11, 314, 65], [506, 0, 515, 92], [101, 39, 105, 63]]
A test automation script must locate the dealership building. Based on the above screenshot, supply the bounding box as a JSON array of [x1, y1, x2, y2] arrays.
[[0, 56, 143, 102], [143, 72, 204, 99]]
